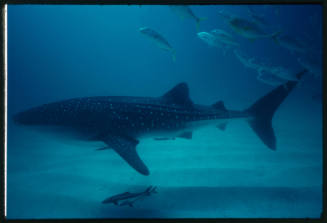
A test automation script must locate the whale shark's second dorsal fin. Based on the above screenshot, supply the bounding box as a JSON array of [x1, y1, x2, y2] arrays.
[[212, 100, 227, 111], [162, 83, 193, 107]]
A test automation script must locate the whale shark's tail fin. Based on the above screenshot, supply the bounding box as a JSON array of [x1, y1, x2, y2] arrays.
[[245, 69, 307, 150]]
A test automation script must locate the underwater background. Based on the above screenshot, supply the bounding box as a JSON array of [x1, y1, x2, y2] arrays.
[[7, 4, 322, 218]]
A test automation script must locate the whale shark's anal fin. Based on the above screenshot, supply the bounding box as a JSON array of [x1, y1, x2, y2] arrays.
[[103, 135, 150, 176]]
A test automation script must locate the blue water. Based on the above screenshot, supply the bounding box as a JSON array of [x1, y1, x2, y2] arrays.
[[7, 4, 322, 219]]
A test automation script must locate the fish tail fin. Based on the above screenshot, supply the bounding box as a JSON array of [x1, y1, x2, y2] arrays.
[[196, 17, 207, 31], [245, 69, 307, 150]]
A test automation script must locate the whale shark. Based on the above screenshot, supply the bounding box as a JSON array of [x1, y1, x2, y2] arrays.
[[13, 70, 306, 176]]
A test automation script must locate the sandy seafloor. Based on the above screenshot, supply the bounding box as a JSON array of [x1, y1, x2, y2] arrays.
[[7, 91, 322, 219]]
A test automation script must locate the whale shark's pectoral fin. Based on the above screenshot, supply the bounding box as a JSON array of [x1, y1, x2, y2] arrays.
[[103, 135, 150, 176]]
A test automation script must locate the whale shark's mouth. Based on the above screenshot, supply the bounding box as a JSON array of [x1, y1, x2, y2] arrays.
[[12, 112, 25, 125], [12, 110, 45, 126]]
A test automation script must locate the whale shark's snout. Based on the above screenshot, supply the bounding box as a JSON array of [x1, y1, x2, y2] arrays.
[[12, 109, 43, 126], [12, 112, 26, 125]]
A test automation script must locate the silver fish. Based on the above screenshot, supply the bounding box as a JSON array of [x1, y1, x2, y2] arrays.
[[233, 50, 263, 70], [247, 6, 269, 27], [211, 29, 239, 47], [272, 34, 308, 54], [266, 66, 298, 81], [197, 32, 224, 48], [170, 5, 206, 30], [218, 10, 280, 40], [257, 69, 287, 86], [139, 27, 176, 62], [234, 50, 297, 83]]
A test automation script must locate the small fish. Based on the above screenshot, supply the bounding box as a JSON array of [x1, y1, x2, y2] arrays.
[[139, 27, 176, 62], [119, 186, 157, 207], [257, 69, 287, 86], [247, 6, 269, 27], [265, 66, 298, 81], [233, 50, 263, 70], [234, 49, 297, 81], [170, 5, 206, 31], [102, 186, 157, 207], [272, 34, 308, 54], [218, 10, 280, 40], [197, 32, 223, 48], [211, 29, 239, 47], [197, 31, 233, 55]]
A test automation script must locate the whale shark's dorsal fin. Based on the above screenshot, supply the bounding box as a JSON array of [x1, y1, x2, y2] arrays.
[[162, 83, 193, 107]]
